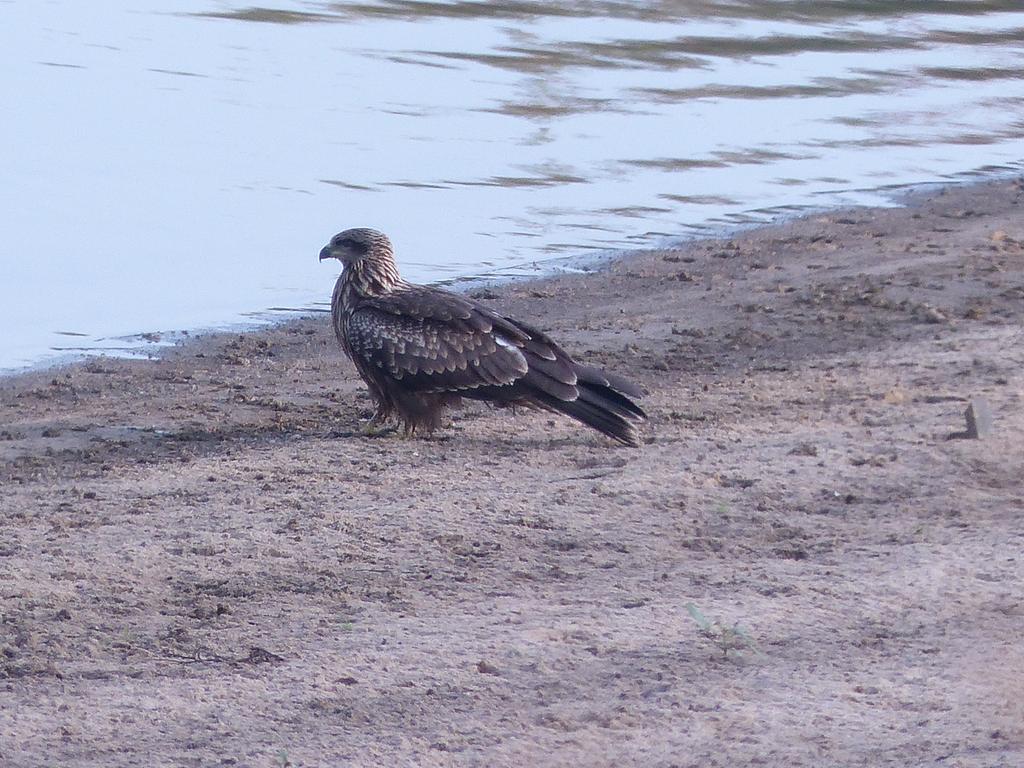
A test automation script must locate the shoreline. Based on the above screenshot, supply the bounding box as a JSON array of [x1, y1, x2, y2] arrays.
[[2, 177, 1023, 766], [4, 169, 1018, 383]]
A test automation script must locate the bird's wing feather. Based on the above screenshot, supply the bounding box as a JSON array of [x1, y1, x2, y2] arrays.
[[346, 304, 530, 393], [365, 286, 575, 360], [352, 285, 583, 399], [363, 285, 532, 340]]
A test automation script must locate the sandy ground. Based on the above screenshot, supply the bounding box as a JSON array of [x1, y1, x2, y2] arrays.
[[1, 178, 1023, 767]]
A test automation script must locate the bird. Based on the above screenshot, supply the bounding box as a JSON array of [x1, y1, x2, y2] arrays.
[[319, 228, 646, 446]]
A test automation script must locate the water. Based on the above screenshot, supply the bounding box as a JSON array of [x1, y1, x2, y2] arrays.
[[2, 1, 1023, 372]]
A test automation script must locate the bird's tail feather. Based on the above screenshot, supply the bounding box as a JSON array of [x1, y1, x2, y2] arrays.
[[576, 364, 646, 400], [465, 349, 647, 446], [536, 390, 642, 447], [576, 375, 646, 421], [529, 370, 646, 447]]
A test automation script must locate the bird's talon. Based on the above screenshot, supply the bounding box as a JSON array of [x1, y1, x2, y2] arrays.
[[359, 420, 397, 437]]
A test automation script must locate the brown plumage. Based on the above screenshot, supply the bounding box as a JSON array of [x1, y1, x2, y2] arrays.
[[319, 228, 646, 446]]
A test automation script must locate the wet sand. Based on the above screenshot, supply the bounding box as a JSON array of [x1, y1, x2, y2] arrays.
[[1, 178, 1023, 767]]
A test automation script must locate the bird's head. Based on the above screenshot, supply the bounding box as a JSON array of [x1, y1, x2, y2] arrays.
[[319, 228, 394, 267]]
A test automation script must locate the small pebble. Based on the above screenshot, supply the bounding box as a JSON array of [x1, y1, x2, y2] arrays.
[[965, 398, 993, 439]]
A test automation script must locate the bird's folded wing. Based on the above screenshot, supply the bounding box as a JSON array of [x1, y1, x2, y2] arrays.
[[347, 306, 530, 393], [363, 285, 484, 324]]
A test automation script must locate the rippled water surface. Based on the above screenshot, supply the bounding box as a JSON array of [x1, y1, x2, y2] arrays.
[[3, 1, 1023, 370]]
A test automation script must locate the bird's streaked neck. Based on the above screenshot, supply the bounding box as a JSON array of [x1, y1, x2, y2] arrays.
[[344, 254, 404, 297]]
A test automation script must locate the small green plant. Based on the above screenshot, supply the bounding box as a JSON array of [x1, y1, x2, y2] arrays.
[[685, 602, 760, 658]]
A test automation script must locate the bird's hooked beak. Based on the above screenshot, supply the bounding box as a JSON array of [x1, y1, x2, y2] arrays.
[[319, 244, 337, 262]]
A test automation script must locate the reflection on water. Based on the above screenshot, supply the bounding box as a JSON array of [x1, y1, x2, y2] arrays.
[[1, 0, 1023, 371]]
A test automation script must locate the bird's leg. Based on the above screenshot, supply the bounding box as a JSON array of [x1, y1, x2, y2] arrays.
[[359, 405, 397, 437], [359, 419, 395, 437]]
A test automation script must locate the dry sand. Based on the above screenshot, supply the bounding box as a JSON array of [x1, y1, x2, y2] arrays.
[[1, 178, 1023, 767]]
